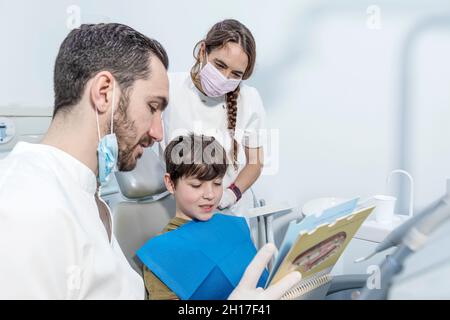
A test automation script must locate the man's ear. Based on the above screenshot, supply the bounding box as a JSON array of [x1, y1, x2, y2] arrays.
[[164, 173, 176, 194], [90, 71, 115, 114]]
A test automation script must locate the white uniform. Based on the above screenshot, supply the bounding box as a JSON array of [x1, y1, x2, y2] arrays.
[[161, 72, 266, 216], [0, 142, 144, 299]]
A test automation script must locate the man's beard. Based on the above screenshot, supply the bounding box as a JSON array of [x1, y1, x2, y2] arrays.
[[110, 94, 152, 172]]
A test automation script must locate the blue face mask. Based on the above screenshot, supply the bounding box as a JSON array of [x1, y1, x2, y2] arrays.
[[96, 81, 119, 185]]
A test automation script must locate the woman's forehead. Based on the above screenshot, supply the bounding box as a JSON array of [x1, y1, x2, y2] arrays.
[[209, 42, 248, 72]]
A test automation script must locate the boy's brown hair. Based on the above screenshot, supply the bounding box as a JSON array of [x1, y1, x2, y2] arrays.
[[164, 133, 228, 186]]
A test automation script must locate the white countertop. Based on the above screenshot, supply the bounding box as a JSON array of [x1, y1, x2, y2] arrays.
[[355, 214, 411, 243]]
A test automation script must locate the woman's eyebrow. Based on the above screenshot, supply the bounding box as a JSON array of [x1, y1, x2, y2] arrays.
[[214, 58, 227, 67], [214, 58, 245, 75]]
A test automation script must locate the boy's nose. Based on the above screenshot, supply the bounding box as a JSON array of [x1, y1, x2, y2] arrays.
[[202, 185, 214, 199]]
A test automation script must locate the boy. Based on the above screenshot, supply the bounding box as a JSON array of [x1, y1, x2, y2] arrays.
[[137, 133, 268, 300]]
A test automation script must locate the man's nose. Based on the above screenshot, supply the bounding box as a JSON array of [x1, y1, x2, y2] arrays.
[[149, 113, 163, 142]]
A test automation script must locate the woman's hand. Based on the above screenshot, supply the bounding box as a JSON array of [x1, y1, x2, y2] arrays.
[[218, 188, 238, 210]]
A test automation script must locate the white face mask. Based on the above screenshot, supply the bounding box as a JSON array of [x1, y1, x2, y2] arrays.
[[198, 54, 241, 97]]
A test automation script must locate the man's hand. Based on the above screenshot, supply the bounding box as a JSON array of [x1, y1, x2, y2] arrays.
[[228, 243, 302, 300], [218, 188, 238, 210]]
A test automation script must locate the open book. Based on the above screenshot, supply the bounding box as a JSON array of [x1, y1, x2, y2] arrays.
[[265, 198, 374, 300]]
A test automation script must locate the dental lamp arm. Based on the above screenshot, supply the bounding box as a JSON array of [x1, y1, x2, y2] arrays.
[[358, 185, 450, 300]]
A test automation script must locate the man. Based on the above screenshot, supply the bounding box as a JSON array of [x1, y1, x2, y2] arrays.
[[0, 23, 300, 299]]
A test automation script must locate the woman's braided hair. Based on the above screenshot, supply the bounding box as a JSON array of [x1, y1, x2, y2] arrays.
[[190, 19, 256, 170]]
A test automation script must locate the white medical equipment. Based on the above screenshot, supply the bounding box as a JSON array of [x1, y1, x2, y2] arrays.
[[0, 106, 52, 158], [358, 178, 450, 299], [322, 170, 414, 276]]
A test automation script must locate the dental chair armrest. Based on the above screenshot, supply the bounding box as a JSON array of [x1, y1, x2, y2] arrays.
[[327, 274, 368, 295], [246, 202, 295, 219], [246, 201, 297, 252]]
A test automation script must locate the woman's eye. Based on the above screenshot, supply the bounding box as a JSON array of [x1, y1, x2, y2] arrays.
[[215, 63, 225, 69], [191, 184, 201, 188], [214, 182, 222, 186]]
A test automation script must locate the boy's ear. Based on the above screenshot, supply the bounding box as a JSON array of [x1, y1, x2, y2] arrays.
[[164, 173, 175, 194]]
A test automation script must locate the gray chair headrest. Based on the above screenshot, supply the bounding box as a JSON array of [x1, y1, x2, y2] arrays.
[[114, 147, 167, 200]]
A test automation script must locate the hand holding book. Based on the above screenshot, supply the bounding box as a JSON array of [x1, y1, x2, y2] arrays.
[[228, 243, 302, 300]]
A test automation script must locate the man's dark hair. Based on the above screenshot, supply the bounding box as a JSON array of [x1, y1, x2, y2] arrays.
[[53, 23, 169, 117], [164, 134, 228, 186]]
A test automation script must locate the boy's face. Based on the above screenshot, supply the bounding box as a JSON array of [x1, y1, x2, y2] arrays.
[[165, 174, 224, 221]]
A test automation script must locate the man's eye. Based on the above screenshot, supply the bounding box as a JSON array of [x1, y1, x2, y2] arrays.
[[191, 184, 201, 188], [148, 103, 158, 113], [215, 63, 225, 69]]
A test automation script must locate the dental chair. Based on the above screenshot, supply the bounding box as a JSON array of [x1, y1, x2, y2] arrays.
[[112, 148, 175, 277]]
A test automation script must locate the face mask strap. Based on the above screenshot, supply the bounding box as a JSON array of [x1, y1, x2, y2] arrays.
[[95, 80, 116, 142], [110, 81, 116, 134], [95, 108, 101, 142]]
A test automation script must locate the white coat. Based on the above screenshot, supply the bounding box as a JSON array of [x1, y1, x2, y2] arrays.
[[0, 142, 144, 299]]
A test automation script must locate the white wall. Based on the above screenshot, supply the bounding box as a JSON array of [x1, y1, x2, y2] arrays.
[[410, 29, 450, 212], [1, 0, 450, 242]]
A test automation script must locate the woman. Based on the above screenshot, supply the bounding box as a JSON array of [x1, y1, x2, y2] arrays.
[[162, 19, 266, 216]]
